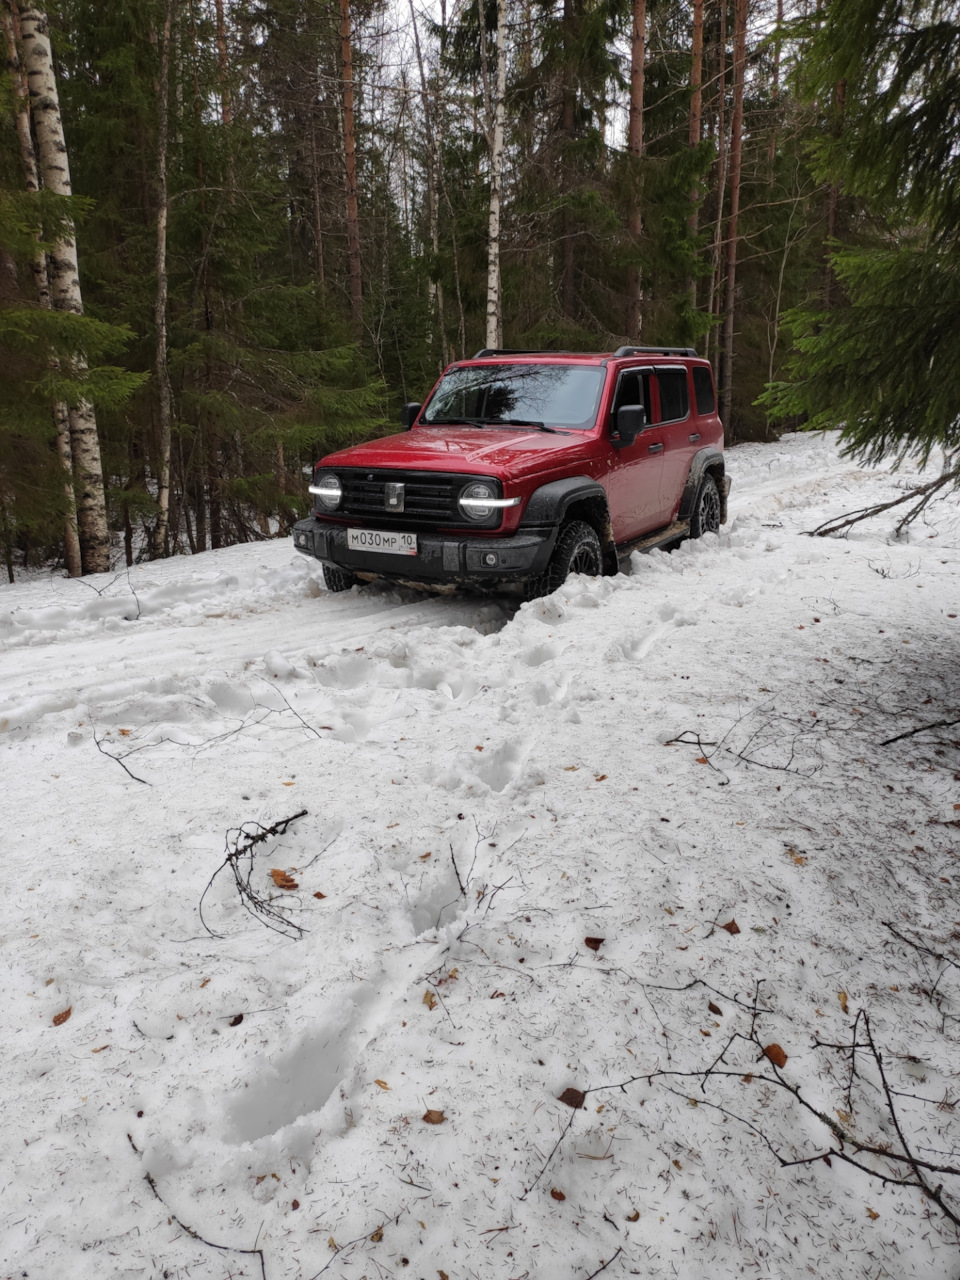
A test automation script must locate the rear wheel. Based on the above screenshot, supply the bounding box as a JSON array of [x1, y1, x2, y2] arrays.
[[525, 520, 603, 600], [322, 564, 358, 593], [690, 473, 721, 538]]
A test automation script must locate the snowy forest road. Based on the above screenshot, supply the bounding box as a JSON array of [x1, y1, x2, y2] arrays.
[[1, 431, 860, 736]]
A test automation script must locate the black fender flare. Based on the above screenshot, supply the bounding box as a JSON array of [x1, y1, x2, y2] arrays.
[[518, 475, 609, 530], [679, 448, 728, 524]]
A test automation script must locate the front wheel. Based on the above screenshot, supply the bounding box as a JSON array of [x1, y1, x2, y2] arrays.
[[689, 474, 721, 538], [323, 564, 358, 593], [525, 519, 603, 600]]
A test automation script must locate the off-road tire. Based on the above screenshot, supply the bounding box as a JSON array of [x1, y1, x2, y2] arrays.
[[323, 564, 358, 593], [525, 519, 603, 600], [689, 473, 721, 538]]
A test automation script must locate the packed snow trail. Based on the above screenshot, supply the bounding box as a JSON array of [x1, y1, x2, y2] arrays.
[[2, 432, 959, 1280]]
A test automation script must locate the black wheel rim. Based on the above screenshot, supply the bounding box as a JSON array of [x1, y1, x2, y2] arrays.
[[571, 544, 599, 574], [699, 486, 721, 532]]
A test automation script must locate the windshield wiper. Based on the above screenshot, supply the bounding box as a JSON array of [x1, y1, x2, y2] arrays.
[[423, 416, 487, 428], [494, 418, 559, 433]]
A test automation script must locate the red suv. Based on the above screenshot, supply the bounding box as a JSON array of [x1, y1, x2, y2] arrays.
[[292, 346, 729, 598]]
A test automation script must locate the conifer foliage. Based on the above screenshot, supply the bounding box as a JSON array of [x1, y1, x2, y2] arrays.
[[2, 0, 943, 576]]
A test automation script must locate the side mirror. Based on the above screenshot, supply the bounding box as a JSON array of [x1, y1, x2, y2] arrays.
[[400, 402, 422, 430], [612, 403, 645, 449]]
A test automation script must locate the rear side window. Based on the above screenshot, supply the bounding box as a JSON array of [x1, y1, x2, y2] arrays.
[[657, 369, 689, 422], [692, 366, 716, 415]]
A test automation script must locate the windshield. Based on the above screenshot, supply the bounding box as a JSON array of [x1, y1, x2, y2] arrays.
[[420, 363, 605, 431]]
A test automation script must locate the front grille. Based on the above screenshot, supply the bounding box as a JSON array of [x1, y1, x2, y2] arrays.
[[331, 469, 491, 527]]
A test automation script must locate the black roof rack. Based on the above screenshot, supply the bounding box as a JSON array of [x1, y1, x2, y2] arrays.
[[471, 348, 581, 358], [613, 345, 698, 358]]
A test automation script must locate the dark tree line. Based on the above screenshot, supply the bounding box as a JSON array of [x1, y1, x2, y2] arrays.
[[0, 0, 953, 577]]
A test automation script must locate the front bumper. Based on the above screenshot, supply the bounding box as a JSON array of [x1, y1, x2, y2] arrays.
[[291, 517, 556, 587]]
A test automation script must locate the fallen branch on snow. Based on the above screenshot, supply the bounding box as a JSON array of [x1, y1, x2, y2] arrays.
[[806, 466, 960, 539], [199, 810, 309, 939]]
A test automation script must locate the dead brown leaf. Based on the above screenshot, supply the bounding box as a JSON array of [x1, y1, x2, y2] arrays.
[[229, 1013, 244, 1026], [374, 1079, 390, 1090], [626, 1209, 640, 1222], [313, 891, 326, 899], [866, 1208, 879, 1221], [719, 919, 740, 935], [557, 1087, 586, 1110], [422, 1109, 446, 1125], [550, 1188, 566, 1201], [708, 1001, 722, 1016], [52, 1006, 72, 1026], [270, 869, 299, 890], [422, 990, 437, 1010], [763, 1043, 788, 1068], [584, 936, 604, 951], [838, 990, 849, 1014]]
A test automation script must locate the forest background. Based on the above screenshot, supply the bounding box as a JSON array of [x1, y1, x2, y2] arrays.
[[0, 0, 954, 577]]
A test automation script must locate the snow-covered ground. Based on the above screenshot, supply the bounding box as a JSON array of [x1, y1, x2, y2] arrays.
[[2, 431, 959, 1280]]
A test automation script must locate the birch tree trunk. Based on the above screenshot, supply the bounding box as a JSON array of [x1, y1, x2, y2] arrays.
[[719, 0, 747, 429], [2, 0, 80, 576], [149, 0, 174, 559], [339, 0, 363, 334], [480, 0, 507, 349], [625, 0, 646, 338], [19, 4, 110, 574]]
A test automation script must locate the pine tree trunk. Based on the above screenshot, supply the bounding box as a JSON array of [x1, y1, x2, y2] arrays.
[[339, 0, 363, 334], [560, 0, 576, 319], [150, 0, 174, 560], [213, 0, 230, 124], [3, 0, 81, 575], [482, 0, 507, 349], [409, 0, 445, 357], [687, 0, 704, 310], [19, 5, 110, 574], [719, 0, 747, 429], [625, 0, 646, 338], [705, 0, 728, 368]]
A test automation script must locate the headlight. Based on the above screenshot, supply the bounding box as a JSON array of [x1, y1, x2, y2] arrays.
[[458, 480, 498, 521], [309, 472, 342, 510]]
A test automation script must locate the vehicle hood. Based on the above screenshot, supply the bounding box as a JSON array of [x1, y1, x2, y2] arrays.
[[321, 427, 594, 481]]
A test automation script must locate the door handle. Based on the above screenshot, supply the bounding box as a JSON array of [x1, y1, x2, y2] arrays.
[[689, 432, 701, 442], [647, 442, 664, 453]]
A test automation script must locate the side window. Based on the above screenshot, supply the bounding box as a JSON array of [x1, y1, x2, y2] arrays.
[[612, 369, 651, 417], [657, 369, 689, 422], [692, 366, 716, 415]]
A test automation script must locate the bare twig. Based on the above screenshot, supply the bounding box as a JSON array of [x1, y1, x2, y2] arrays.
[[880, 717, 960, 746], [92, 729, 152, 785], [199, 811, 308, 939], [520, 1107, 578, 1201], [139, 1168, 266, 1279], [582, 1247, 624, 1278]]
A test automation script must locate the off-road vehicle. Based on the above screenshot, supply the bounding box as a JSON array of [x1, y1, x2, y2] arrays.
[[292, 346, 729, 597]]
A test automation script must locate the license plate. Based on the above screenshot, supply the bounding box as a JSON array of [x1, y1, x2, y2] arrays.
[[347, 528, 418, 556]]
